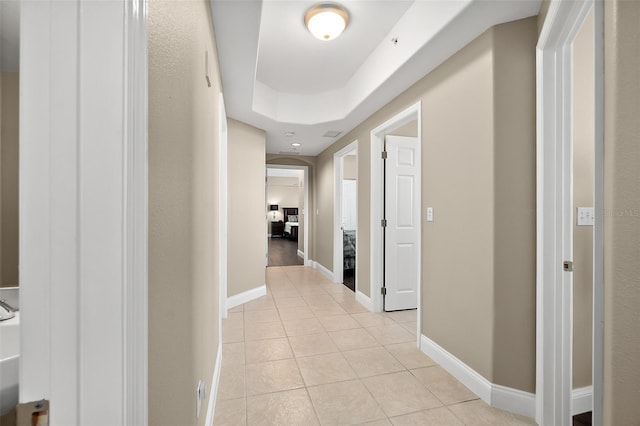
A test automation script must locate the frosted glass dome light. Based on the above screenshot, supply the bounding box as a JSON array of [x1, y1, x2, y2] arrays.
[[305, 4, 349, 41]]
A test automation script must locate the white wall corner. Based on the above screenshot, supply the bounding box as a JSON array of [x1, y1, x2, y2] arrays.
[[297, 249, 304, 259], [355, 290, 374, 312], [313, 261, 335, 282], [226, 284, 267, 309], [420, 334, 536, 420], [571, 386, 593, 415], [204, 343, 223, 426]]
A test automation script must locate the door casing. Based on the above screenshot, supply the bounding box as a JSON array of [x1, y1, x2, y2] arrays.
[[370, 101, 421, 346], [536, 1, 604, 424], [333, 141, 358, 285]]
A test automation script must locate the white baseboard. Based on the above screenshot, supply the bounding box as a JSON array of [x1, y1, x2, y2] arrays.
[[420, 335, 535, 419], [204, 342, 223, 426], [313, 261, 334, 281], [267, 233, 272, 238], [355, 290, 373, 311], [491, 384, 535, 418], [297, 249, 304, 259], [305, 259, 314, 267], [226, 284, 266, 309], [572, 386, 593, 415]]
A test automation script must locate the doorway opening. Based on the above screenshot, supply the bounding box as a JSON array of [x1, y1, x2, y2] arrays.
[[333, 141, 358, 293], [370, 102, 422, 345], [536, 1, 603, 424], [265, 165, 309, 267]]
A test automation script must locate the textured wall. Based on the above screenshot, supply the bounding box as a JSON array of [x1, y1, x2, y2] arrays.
[[148, 0, 222, 424], [491, 17, 537, 392], [316, 18, 537, 391], [572, 8, 595, 389], [603, 0, 640, 423], [227, 118, 266, 297]]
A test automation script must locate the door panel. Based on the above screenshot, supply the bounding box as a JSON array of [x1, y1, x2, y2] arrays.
[[385, 135, 420, 311]]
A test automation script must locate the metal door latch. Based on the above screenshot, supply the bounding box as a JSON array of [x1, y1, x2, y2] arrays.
[[563, 261, 573, 271]]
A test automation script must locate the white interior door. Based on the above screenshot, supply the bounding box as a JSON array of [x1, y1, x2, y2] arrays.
[[384, 135, 420, 311], [342, 180, 357, 231]]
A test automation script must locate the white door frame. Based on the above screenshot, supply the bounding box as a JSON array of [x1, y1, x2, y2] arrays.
[[536, 1, 604, 424], [370, 102, 421, 343], [265, 164, 310, 266], [20, 0, 148, 423], [333, 141, 358, 284]]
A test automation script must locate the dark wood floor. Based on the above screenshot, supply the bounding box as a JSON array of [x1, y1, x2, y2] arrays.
[[267, 237, 304, 267], [573, 412, 592, 426], [343, 269, 355, 292]]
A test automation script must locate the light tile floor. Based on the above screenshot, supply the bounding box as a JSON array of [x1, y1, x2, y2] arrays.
[[215, 266, 535, 426]]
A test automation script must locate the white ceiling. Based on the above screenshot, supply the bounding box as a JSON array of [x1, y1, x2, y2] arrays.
[[256, 1, 413, 95], [211, 0, 541, 156], [1, 1, 542, 155]]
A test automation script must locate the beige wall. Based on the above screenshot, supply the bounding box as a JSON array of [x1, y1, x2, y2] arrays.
[[316, 17, 537, 391], [228, 118, 266, 296], [148, 0, 222, 424], [343, 155, 357, 180], [603, 0, 640, 423], [267, 154, 316, 260], [1, 72, 19, 287], [491, 18, 537, 391], [421, 27, 497, 384], [572, 8, 595, 390], [389, 119, 418, 137]]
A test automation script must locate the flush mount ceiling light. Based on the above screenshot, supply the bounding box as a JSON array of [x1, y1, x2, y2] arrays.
[[291, 142, 302, 147], [304, 4, 349, 41]]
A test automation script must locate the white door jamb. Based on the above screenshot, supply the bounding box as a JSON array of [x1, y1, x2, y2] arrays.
[[333, 141, 358, 284], [536, 1, 603, 424]]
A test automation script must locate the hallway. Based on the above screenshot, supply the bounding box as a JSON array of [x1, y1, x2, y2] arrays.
[[215, 266, 534, 425]]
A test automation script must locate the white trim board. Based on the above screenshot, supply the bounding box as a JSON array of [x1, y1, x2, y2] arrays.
[[204, 343, 223, 426], [313, 261, 335, 282], [355, 290, 373, 312], [19, 1, 148, 422], [226, 285, 267, 310], [297, 249, 304, 259], [420, 335, 535, 419], [571, 386, 593, 416], [420, 334, 593, 419]]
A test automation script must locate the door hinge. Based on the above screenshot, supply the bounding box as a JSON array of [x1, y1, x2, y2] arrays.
[[381, 219, 387, 227], [381, 287, 387, 296], [563, 261, 573, 272], [381, 151, 388, 159]]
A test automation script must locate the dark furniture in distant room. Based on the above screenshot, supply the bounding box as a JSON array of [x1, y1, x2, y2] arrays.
[[271, 221, 284, 237], [283, 207, 299, 241]]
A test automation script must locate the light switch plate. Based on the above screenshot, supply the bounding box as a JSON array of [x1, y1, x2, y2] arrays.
[[577, 207, 595, 226], [427, 207, 433, 222]]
